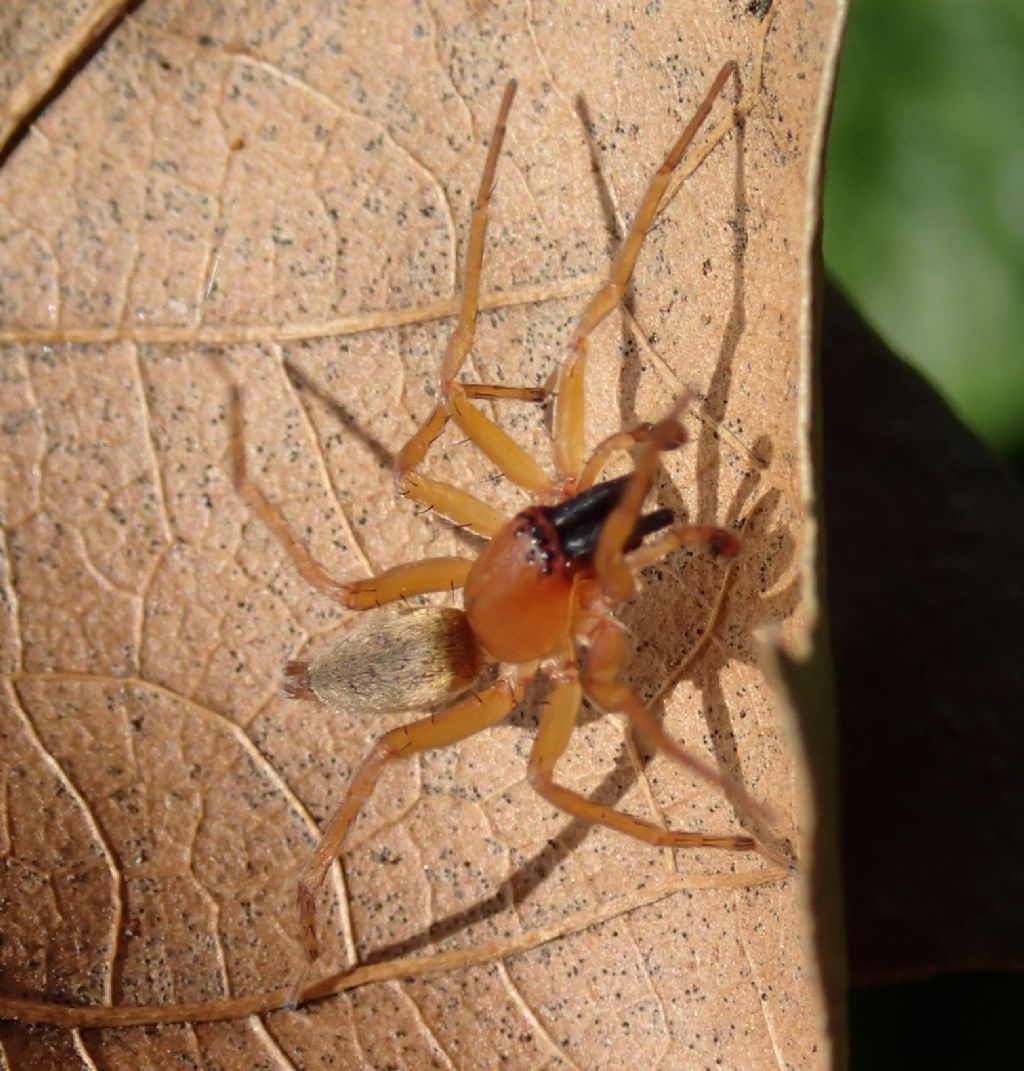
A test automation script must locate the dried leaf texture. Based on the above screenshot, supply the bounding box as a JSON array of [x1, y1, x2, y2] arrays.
[[0, 2, 840, 1069], [0, 0, 134, 155]]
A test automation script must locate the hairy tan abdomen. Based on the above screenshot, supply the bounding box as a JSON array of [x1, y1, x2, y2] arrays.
[[285, 607, 484, 713]]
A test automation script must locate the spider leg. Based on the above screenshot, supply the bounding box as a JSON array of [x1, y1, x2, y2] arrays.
[[460, 383, 549, 403], [396, 81, 553, 497], [553, 62, 737, 480], [296, 674, 524, 967], [593, 399, 691, 602], [341, 557, 473, 609], [398, 470, 506, 537], [659, 4, 777, 214], [227, 381, 475, 608], [529, 677, 769, 856], [396, 386, 552, 494], [226, 381, 351, 601], [575, 404, 788, 864], [396, 388, 552, 527], [447, 382, 550, 491], [439, 80, 517, 391], [625, 522, 741, 571], [582, 618, 791, 869]]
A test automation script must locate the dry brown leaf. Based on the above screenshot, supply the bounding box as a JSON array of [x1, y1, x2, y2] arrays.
[[0, 1, 843, 1068], [0, 0, 135, 155]]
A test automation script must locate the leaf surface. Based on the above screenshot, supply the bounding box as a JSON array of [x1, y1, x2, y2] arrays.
[[0, 1, 843, 1067]]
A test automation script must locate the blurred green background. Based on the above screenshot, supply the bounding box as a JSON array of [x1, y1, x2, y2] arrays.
[[823, 0, 1024, 476]]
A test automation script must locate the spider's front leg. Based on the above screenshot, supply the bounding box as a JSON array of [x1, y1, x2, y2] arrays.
[[224, 377, 478, 608], [551, 61, 738, 482], [577, 406, 791, 868], [552, 12, 778, 485], [395, 80, 559, 512]]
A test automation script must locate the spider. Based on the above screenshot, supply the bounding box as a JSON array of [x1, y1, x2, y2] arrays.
[[225, 56, 788, 990]]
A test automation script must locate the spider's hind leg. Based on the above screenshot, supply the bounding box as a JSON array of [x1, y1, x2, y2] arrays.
[[294, 673, 525, 967]]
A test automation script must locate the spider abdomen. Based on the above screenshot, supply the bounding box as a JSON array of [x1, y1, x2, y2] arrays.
[[283, 606, 484, 713]]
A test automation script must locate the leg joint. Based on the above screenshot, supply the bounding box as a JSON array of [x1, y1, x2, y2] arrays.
[[526, 763, 552, 796], [373, 732, 406, 763]]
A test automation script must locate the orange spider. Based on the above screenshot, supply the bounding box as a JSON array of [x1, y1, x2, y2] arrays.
[[226, 60, 786, 989]]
